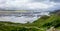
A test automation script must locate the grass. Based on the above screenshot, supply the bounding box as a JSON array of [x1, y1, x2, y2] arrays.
[[0, 10, 60, 31]]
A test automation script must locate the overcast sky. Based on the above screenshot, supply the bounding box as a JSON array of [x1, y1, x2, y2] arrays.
[[0, 0, 60, 11], [0, 0, 60, 23]]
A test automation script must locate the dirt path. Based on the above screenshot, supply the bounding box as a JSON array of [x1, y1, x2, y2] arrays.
[[55, 29, 60, 31], [47, 27, 60, 31]]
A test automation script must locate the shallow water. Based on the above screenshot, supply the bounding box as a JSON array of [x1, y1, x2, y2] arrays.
[[0, 11, 49, 23], [0, 16, 38, 23]]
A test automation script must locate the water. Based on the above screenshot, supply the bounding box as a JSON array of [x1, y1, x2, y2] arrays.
[[0, 11, 49, 23], [0, 16, 38, 23]]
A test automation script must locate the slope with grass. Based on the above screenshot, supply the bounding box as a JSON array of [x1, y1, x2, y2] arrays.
[[0, 10, 60, 31]]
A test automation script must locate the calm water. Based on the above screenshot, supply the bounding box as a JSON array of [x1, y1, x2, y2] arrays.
[[0, 16, 39, 23], [0, 12, 49, 23]]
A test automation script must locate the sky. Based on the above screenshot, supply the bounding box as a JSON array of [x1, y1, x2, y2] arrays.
[[0, 0, 60, 23], [0, 0, 60, 11]]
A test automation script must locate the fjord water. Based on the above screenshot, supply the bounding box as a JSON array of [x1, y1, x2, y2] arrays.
[[0, 11, 49, 23]]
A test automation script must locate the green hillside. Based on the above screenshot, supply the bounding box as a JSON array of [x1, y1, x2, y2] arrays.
[[0, 10, 60, 31]]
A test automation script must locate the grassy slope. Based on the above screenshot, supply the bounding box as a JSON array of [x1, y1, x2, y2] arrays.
[[0, 10, 60, 31], [0, 15, 60, 31]]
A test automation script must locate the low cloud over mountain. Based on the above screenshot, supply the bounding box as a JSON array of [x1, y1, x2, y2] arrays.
[[0, 0, 60, 11]]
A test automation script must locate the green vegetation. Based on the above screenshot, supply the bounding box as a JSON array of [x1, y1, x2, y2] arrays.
[[0, 10, 60, 31]]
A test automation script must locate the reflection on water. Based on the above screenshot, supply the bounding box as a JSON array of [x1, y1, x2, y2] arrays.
[[0, 11, 49, 23], [0, 16, 38, 23]]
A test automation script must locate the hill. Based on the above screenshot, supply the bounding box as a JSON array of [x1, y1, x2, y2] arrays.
[[0, 10, 60, 31]]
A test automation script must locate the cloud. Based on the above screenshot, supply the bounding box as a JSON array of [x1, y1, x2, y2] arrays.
[[0, 0, 60, 23], [50, 0, 60, 3], [31, 0, 60, 3], [26, 2, 55, 10], [0, 0, 60, 11]]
